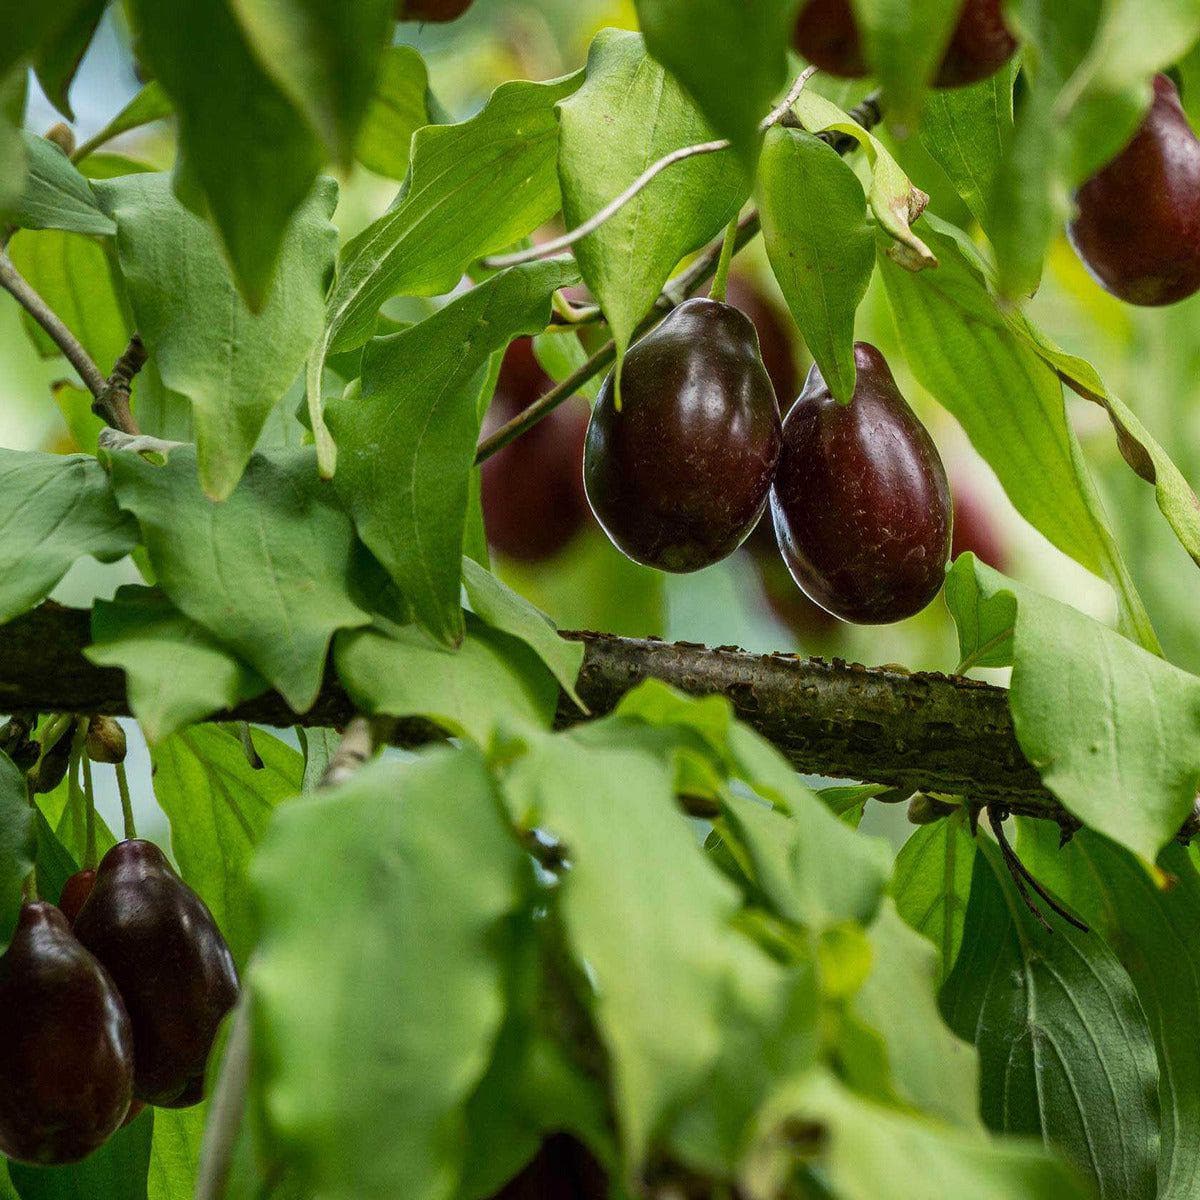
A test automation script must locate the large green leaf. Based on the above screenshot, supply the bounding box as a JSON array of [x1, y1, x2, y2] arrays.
[[0, 750, 35, 950], [354, 44, 434, 180], [334, 616, 559, 744], [757, 127, 874, 403], [9, 1108, 152, 1200], [327, 260, 575, 644], [10, 133, 115, 236], [1021, 825, 1200, 1200], [229, 0, 393, 164], [152, 724, 301, 965], [0, 450, 138, 623], [108, 446, 374, 713], [127, 0, 323, 308], [146, 1107, 206, 1200], [941, 839, 1159, 1200], [86, 587, 268, 745], [946, 555, 1200, 862], [0, 0, 91, 83], [95, 172, 336, 500], [249, 748, 528, 1200], [557, 29, 746, 364], [877, 219, 1156, 649], [633, 0, 801, 165]]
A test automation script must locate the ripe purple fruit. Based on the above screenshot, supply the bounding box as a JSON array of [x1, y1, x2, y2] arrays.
[[58, 868, 97, 924], [584, 298, 782, 573], [793, 0, 1017, 88], [73, 840, 239, 1108], [770, 344, 952, 624], [0, 902, 133, 1164], [490, 1135, 608, 1199], [1068, 74, 1200, 307]]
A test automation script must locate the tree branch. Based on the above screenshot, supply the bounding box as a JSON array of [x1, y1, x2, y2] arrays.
[[3, 602, 1183, 841]]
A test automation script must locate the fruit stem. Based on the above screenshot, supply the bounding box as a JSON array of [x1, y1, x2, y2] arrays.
[[67, 723, 87, 852], [115, 760, 137, 841], [709, 217, 740, 303], [81, 729, 97, 871]]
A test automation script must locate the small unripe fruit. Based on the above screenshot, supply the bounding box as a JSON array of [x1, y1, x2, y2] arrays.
[[86, 716, 127, 764]]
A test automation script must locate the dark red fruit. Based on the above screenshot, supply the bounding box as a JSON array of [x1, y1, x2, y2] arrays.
[[481, 339, 591, 563], [770, 344, 952, 624], [949, 477, 1007, 572], [73, 840, 239, 1108], [726, 275, 799, 409], [58, 868, 97, 924], [1068, 74, 1200, 306], [396, 0, 474, 20], [490, 1135, 608, 1200], [0, 902, 133, 1164], [584, 298, 782, 573], [793, 0, 1017, 88]]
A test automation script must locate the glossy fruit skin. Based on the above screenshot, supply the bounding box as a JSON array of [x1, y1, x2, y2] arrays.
[[770, 344, 952, 624], [490, 1135, 608, 1200], [584, 298, 782, 573], [74, 840, 239, 1108], [58, 868, 97, 924], [793, 0, 1017, 88], [1068, 74, 1200, 306], [0, 902, 133, 1164], [481, 339, 591, 563], [397, 0, 474, 20]]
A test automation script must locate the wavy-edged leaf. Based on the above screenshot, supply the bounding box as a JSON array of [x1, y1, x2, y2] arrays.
[[557, 29, 746, 365], [108, 446, 373, 713], [0, 450, 138, 624], [758, 127, 873, 403], [327, 259, 576, 645], [11, 132, 114, 236], [355, 44, 434, 180], [249, 748, 528, 1200], [941, 838, 1159, 1200]]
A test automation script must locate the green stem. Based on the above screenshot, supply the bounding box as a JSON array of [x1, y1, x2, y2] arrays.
[[67, 727, 85, 852], [115, 761, 137, 841], [81, 737, 97, 870], [22, 779, 37, 901], [708, 216, 740, 303]]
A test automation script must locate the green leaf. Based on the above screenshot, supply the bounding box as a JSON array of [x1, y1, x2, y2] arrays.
[[758, 127, 874, 403], [0, 70, 27, 219], [72, 82, 173, 166], [86, 586, 268, 745], [9, 1107, 153, 1200], [95, 171, 337, 500], [32, 0, 105, 120], [229, 0, 393, 165], [0, 750, 35, 950], [108, 447, 374, 713], [461, 557, 584, 709], [892, 810, 976, 981], [10, 133, 115, 236], [327, 259, 576, 644], [127, 0, 323, 308], [557, 29, 746, 363], [152, 724, 301, 965], [0, 1, 91, 90], [0, 450, 138, 623], [1021, 824, 1200, 1200], [941, 839, 1159, 1200], [146, 1107, 206, 1200], [33, 809, 78, 910], [334, 616, 560, 744], [946, 555, 1200, 862], [7, 228, 131, 369], [877, 219, 1156, 649], [633, 0, 801, 166], [354, 44, 434, 180], [249, 748, 528, 1200]]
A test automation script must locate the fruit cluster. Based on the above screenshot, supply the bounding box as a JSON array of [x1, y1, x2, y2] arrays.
[[0, 838, 238, 1165]]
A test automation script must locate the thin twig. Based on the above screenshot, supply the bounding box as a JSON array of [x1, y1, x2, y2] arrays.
[[481, 68, 817, 272], [0, 252, 107, 396], [989, 808, 1090, 934], [319, 716, 397, 789], [93, 335, 146, 436]]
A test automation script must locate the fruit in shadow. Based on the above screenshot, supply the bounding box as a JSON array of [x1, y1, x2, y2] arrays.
[[746, 515, 840, 641], [770, 344, 952, 624], [58, 868, 97, 924], [1069, 74, 1200, 306], [0, 902, 133, 1164], [489, 1134, 608, 1199], [792, 0, 1017, 88], [396, 0, 474, 21], [584, 298, 782, 573], [73, 840, 239, 1108], [481, 338, 591, 563], [725, 274, 800, 410], [949, 475, 1007, 572]]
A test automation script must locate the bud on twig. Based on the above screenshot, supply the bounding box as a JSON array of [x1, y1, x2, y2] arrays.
[[86, 716, 127, 764]]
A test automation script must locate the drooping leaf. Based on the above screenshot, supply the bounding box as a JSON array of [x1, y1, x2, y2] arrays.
[[941, 839, 1159, 1200], [152, 724, 301, 965], [10, 133, 115, 236], [758, 127, 874, 403], [354, 44, 434, 180], [108, 446, 374, 713], [127, 0, 323, 307], [0, 450, 138, 624], [95, 171, 337, 500], [945, 554, 1200, 863], [32, 0, 105, 120], [327, 259, 576, 644], [9, 1108, 153, 1200], [0, 749, 35, 950], [249, 748, 529, 1200], [86, 587, 268, 745], [557, 29, 746, 364]]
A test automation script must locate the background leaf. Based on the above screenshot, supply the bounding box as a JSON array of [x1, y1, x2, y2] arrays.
[[354, 45, 434, 180], [0, 750, 35, 950], [10, 133, 114, 236]]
